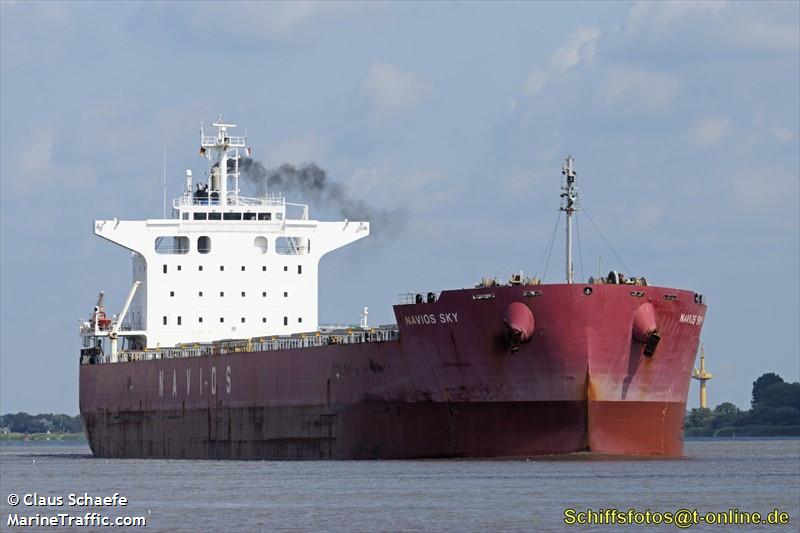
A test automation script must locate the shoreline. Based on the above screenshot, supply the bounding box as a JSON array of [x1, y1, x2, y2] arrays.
[[684, 425, 800, 438], [1, 433, 797, 446], [0, 432, 86, 442]]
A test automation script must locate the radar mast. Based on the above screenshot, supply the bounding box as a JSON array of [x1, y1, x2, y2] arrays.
[[560, 156, 579, 284], [200, 115, 246, 206]]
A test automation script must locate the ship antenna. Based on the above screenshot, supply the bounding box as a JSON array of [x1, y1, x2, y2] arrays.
[[560, 156, 579, 284], [162, 144, 167, 218], [200, 115, 246, 206]]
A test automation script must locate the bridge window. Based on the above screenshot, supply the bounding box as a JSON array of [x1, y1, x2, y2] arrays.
[[155, 236, 189, 255], [276, 236, 309, 255], [208, 212, 221, 220], [243, 212, 256, 221], [258, 212, 272, 221], [223, 212, 242, 221], [254, 237, 268, 254], [193, 212, 207, 220], [198, 236, 211, 254]]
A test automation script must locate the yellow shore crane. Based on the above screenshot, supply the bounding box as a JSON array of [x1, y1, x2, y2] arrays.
[[692, 344, 713, 409]]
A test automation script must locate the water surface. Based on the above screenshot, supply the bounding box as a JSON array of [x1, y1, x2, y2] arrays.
[[1, 439, 797, 532]]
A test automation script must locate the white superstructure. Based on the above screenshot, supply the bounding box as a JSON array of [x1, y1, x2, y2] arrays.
[[83, 117, 368, 355]]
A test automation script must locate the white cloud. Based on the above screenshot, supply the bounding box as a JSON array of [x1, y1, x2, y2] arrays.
[[689, 116, 730, 146], [13, 126, 95, 191], [269, 133, 327, 164], [19, 126, 55, 178], [735, 19, 800, 52], [522, 27, 601, 98], [627, 0, 728, 31], [549, 27, 602, 73], [524, 71, 549, 98], [361, 62, 433, 115], [625, 0, 798, 53], [772, 127, 795, 142], [184, 2, 363, 41], [596, 67, 681, 113]]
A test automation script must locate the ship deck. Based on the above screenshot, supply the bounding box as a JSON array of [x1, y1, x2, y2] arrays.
[[81, 325, 401, 365]]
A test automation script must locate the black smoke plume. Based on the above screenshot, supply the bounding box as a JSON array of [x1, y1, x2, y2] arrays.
[[237, 158, 405, 243]]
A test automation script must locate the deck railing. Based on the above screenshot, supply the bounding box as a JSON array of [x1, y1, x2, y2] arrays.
[[201, 135, 245, 146], [82, 326, 401, 365]]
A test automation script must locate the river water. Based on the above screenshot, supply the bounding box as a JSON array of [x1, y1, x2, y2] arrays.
[[1, 439, 798, 532]]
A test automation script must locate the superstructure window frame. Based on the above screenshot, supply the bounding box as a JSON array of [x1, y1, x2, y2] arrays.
[[155, 236, 190, 255], [198, 236, 211, 254]]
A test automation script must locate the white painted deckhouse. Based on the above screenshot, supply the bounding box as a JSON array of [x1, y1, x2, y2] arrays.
[[84, 117, 368, 357]]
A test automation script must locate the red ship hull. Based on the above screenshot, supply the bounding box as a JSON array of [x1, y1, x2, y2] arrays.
[[80, 284, 706, 459]]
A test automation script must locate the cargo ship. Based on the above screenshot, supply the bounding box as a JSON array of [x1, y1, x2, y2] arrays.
[[79, 118, 707, 459]]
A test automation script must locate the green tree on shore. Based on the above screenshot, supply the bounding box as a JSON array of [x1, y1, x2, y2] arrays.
[[687, 372, 800, 431], [752, 373, 785, 407], [711, 402, 743, 428], [0, 413, 83, 434]]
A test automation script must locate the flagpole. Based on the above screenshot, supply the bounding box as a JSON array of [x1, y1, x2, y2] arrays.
[[162, 144, 166, 219]]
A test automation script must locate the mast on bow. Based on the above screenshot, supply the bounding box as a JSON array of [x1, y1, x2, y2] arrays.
[[560, 156, 579, 284]]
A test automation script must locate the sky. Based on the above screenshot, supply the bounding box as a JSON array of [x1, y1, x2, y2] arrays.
[[1, 1, 798, 415]]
